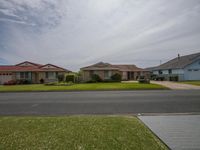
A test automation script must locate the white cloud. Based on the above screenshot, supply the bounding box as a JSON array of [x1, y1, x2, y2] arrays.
[[0, 0, 200, 70]]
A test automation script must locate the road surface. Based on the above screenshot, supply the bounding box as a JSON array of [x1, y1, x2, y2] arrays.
[[0, 90, 200, 115]]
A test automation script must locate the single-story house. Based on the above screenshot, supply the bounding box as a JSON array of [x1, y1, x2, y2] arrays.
[[149, 52, 200, 81], [80, 62, 149, 82], [0, 61, 71, 84]]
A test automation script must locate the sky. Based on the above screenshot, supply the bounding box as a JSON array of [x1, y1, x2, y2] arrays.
[[0, 0, 200, 71]]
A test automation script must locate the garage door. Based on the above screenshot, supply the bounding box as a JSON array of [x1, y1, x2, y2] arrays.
[[188, 70, 200, 80], [0, 73, 12, 84]]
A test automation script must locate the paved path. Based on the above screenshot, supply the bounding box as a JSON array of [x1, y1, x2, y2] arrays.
[[151, 81, 200, 90], [139, 115, 200, 150], [0, 90, 200, 115]]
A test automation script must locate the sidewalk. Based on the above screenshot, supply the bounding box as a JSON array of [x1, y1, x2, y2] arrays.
[[151, 81, 200, 90], [139, 115, 200, 150]]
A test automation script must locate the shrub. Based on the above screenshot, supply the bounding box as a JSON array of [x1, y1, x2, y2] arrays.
[[103, 79, 117, 83], [44, 82, 57, 86], [91, 74, 102, 82], [169, 76, 179, 81], [40, 79, 44, 84], [86, 80, 97, 83], [58, 74, 65, 82], [111, 73, 122, 82], [66, 75, 75, 82], [155, 76, 165, 81], [3, 80, 16, 85], [138, 76, 150, 84]]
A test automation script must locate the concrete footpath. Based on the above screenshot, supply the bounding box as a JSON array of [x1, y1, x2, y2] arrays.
[[139, 115, 200, 150]]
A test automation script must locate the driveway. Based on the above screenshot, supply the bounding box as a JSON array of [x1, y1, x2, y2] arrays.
[[139, 115, 200, 150], [151, 81, 200, 90], [0, 90, 200, 115]]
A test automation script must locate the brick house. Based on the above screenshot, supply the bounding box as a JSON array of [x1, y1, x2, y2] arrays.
[[80, 62, 149, 82], [0, 61, 71, 84]]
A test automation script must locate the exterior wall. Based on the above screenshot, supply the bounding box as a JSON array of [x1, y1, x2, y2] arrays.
[[122, 72, 127, 80], [38, 72, 62, 83], [162, 70, 169, 75], [152, 69, 185, 81], [81, 70, 149, 81], [172, 69, 184, 74], [0, 71, 64, 84], [153, 71, 159, 75], [184, 59, 200, 80], [81, 70, 120, 82], [15, 72, 32, 80], [81, 70, 90, 82], [0, 72, 14, 84]]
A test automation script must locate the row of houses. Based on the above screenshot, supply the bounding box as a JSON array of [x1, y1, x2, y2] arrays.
[[0, 61, 149, 84], [0, 52, 200, 84]]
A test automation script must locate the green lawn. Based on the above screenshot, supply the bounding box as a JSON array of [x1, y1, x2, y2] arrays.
[[0, 83, 167, 92], [0, 116, 168, 150], [180, 81, 200, 86]]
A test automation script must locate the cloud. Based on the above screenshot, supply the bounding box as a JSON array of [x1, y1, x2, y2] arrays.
[[0, 0, 200, 70]]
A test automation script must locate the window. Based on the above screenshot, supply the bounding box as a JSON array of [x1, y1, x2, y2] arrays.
[[104, 71, 111, 79], [168, 69, 172, 74], [20, 72, 24, 78], [158, 70, 163, 75], [45, 72, 48, 78], [20, 72, 29, 79], [45, 72, 55, 79], [194, 69, 198, 71], [188, 69, 192, 71], [89, 71, 94, 77]]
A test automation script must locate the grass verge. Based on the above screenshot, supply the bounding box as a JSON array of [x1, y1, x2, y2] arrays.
[[180, 81, 200, 86], [0, 83, 167, 92], [0, 116, 168, 150]]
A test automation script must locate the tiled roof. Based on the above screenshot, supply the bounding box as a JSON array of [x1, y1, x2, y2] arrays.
[[81, 62, 146, 72], [15, 61, 43, 66], [152, 52, 200, 70], [81, 62, 119, 70], [0, 61, 70, 72], [113, 65, 146, 72]]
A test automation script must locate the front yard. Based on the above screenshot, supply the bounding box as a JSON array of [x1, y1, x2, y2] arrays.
[[0, 82, 167, 92], [0, 116, 168, 150]]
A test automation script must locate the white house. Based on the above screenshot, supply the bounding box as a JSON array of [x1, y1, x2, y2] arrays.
[[150, 52, 200, 81]]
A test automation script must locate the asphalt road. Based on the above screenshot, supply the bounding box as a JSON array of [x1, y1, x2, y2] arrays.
[[0, 90, 200, 115]]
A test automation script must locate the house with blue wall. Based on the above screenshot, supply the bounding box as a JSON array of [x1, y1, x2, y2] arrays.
[[150, 52, 200, 81]]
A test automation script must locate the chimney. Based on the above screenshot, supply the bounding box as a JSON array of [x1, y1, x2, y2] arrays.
[[178, 54, 180, 60]]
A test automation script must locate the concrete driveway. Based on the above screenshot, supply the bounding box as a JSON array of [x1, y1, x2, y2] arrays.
[[151, 81, 200, 90], [139, 115, 200, 150]]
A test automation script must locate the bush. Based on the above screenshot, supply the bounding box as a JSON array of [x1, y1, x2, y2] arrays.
[[138, 76, 150, 84], [58, 74, 65, 82], [3, 80, 17, 85], [111, 73, 122, 82], [91, 74, 102, 82], [66, 75, 75, 82], [40, 79, 44, 84], [169, 76, 179, 81], [155, 77, 165, 81]]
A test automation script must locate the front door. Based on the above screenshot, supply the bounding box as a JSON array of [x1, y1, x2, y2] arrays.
[[127, 72, 134, 80]]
